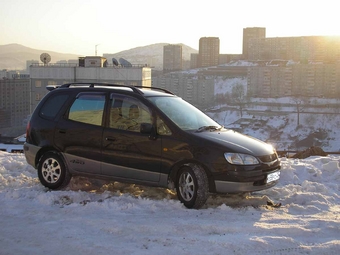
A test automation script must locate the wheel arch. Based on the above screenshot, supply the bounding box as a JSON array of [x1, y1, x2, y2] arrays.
[[37, 149, 72, 190], [168, 159, 215, 192], [35, 147, 63, 169]]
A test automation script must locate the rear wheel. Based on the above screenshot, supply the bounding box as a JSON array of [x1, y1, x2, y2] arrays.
[[176, 164, 209, 209], [37, 151, 71, 189]]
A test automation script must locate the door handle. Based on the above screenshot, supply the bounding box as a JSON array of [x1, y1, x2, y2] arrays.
[[105, 137, 116, 142], [58, 129, 66, 134]]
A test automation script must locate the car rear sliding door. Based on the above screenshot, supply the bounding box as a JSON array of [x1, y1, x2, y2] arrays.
[[54, 92, 106, 174]]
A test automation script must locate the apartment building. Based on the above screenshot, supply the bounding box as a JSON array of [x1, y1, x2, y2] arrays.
[[198, 37, 220, 67], [29, 56, 152, 112], [190, 53, 199, 69], [247, 62, 340, 98], [152, 73, 214, 109], [243, 27, 266, 60], [0, 78, 30, 130], [26, 60, 39, 73], [247, 36, 340, 62], [163, 44, 183, 72]]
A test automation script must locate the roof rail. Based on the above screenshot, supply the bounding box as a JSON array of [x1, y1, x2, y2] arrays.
[[56, 82, 144, 95], [46, 85, 61, 91], [45, 83, 174, 96], [134, 86, 174, 95]]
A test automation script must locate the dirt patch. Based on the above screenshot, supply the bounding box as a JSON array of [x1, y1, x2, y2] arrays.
[[291, 146, 328, 159]]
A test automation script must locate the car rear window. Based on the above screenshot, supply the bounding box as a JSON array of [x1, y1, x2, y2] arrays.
[[40, 94, 69, 120]]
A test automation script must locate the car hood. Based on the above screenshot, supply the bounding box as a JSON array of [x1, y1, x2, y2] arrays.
[[191, 129, 275, 156]]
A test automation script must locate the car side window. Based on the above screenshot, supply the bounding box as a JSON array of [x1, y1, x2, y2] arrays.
[[40, 94, 69, 120], [156, 116, 172, 136], [109, 94, 152, 132], [68, 93, 105, 126]]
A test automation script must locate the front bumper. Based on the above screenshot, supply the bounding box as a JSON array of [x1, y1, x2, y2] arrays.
[[212, 159, 281, 193], [215, 175, 280, 193]]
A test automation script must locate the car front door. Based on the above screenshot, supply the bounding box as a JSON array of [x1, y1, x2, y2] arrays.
[[101, 94, 162, 182]]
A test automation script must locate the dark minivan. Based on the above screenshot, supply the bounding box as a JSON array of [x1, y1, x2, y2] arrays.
[[24, 83, 281, 209]]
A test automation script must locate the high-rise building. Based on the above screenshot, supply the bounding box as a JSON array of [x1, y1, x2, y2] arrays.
[[190, 53, 199, 69], [247, 62, 340, 98], [247, 35, 340, 62], [0, 78, 30, 130], [198, 37, 220, 67], [163, 44, 182, 72], [243, 27, 266, 59], [151, 73, 215, 109]]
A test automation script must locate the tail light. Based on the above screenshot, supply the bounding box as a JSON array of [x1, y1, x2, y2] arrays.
[[26, 121, 30, 141]]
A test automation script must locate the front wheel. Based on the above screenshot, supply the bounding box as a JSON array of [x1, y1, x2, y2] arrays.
[[37, 151, 71, 189], [176, 164, 209, 209]]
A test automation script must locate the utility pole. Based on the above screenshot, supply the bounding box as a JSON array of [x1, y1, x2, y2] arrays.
[[95, 44, 100, 56]]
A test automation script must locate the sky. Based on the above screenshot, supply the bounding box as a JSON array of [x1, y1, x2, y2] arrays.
[[0, 151, 340, 254], [1, 0, 339, 56]]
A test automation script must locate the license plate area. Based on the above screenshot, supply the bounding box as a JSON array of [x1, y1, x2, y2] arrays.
[[266, 171, 280, 183]]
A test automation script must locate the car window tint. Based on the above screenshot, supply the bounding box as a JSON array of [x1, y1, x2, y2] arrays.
[[68, 93, 105, 126], [40, 94, 69, 120], [110, 94, 151, 132]]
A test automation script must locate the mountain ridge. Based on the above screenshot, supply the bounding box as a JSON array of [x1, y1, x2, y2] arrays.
[[0, 43, 198, 70]]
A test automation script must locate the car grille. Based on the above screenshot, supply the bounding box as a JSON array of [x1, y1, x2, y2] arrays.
[[258, 153, 278, 163]]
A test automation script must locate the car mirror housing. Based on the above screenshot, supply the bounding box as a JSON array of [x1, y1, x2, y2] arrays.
[[140, 123, 153, 134]]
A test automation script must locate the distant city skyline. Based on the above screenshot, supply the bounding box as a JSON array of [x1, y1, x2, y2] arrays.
[[1, 0, 339, 56]]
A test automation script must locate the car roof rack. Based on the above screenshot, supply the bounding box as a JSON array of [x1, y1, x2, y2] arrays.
[[134, 86, 174, 95], [46, 82, 175, 96], [46, 85, 61, 91], [45, 82, 143, 94], [58, 82, 144, 95]]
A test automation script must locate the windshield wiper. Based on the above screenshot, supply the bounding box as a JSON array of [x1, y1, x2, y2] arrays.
[[196, 125, 223, 132]]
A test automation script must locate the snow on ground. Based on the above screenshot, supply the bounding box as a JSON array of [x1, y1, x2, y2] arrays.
[[209, 76, 340, 152], [208, 109, 340, 152], [0, 151, 339, 255], [214, 77, 248, 95]]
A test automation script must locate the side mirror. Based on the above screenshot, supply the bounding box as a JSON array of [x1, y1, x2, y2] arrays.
[[140, 123, 157, 140], [140, 123, 153, 134]]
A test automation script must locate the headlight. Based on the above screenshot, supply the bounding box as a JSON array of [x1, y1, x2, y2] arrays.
[[224, 153, 259, 165]]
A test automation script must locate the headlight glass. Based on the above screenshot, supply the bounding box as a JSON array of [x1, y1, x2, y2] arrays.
[[224, 153, 259, 165]]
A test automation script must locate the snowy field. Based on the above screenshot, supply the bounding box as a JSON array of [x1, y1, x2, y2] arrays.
[[0, 151, 339, 255], [208, 108, 340, 152], [209, 75, 340, 152]]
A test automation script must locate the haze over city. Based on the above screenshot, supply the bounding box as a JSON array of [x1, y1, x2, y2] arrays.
[[1, 0, 339, 56]]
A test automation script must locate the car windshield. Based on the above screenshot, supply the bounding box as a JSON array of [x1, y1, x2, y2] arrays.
[[148, 96, 222, 131]]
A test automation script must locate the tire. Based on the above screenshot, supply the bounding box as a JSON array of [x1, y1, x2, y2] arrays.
[[37, 151, 71, 190], [176, 164, 209, 209]]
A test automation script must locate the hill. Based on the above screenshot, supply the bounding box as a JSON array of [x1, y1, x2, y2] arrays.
[[103, 43, 198, 69], [0, 43, 198, 71], [0, 44, 80, 70]]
